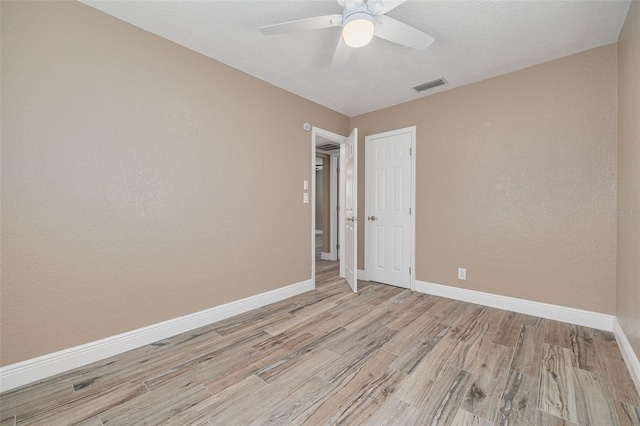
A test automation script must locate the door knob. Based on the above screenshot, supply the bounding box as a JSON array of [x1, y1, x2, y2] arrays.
[[368, 216, 377, 221]]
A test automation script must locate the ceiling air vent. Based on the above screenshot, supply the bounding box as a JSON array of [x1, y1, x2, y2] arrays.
[[412, 77, 447, 92], [317, 142, 341, 152]]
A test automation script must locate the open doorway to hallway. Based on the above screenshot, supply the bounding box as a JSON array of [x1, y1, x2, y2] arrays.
[[311, 128, 345, 289], [315, 145, 341, 288]]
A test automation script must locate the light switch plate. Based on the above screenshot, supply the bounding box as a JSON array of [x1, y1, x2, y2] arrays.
[[303, 180, 309, 190]]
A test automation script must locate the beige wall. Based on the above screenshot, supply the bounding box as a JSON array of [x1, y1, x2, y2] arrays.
[[617, 0, 640, 360], [0, 1, 348, 366], [351, 44, 618, 314]]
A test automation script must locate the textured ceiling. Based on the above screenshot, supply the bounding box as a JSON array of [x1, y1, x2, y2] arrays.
[[82, 1, 630, 117]]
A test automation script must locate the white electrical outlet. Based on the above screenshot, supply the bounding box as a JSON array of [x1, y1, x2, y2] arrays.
[[458, 268, 466, 280], [303, 193, 309, 203]]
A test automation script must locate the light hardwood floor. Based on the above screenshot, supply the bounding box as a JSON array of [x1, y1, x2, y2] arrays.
[[1, 255, 639, 425]]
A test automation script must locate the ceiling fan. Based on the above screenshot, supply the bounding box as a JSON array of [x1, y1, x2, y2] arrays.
[[259, 0, 435, 68]]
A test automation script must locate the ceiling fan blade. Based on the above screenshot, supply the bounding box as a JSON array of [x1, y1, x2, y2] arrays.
[[331, 35, 352, 69], [377, 0, 407, 15], [374, 15, 435, 50], [259, 14, 342, 36]]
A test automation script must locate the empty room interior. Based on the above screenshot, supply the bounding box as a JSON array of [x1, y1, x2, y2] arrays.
[[1, 0, 639, 424]]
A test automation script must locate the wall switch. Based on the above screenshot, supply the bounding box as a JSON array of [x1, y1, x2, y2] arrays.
[[303, 193, 309, 203], [303, 180, 309, 190], [458, 268, 467, 280]]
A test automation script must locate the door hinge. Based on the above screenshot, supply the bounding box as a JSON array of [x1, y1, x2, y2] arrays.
[[409, 147, 412, 155], [409, 207, 412, 215], [409, 267, 411, 276], [337, 244, 340, 250]]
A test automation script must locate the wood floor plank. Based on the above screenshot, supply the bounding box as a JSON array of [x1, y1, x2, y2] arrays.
[[462, 343, 514, 421], [330, 367, 407, 425], [447, 320, 500, 375], [73, 416, 104, 426], [539, 344, 578, 423], [511, 325, 545, 377], [343, 306, 398, 332], [450, 305, 504, 339], [380, 290, 430, 317], [168, 374, 267, 425], [595, 331, 640, 406], [100, 384, 210, 425], [493, 312, 526, 347], [437, 300, 476, 327], [255, 375, 334, 425], [143, 338, 264, 393], [203, 332, 317, 395], [193, 328, 271, 355], [615, 400, 640, 426], [0, 416, 15, 426], [316, 343, 389, 388], [15, 382, 147, 426], [385, 294, 438, 331], [362, 397, 420, 425], [452, 408, 493, 426], [495, 370, 541, 425], [211, 309, 293, 337], [72, 348, 203, 396], [294, 350, 402, 425], [413, 365, 473, 425], [568, 326, 604, 374], [395, 334, 459, 406], [207, 350, 340, 424], [573, 367, 620, 426], [256, 328, 348, 383], [0, 384, 77, 422], [262, 310, 337, 336], [327, 323, 397, 357], [382, 309, 449, 367], [522, 314, 545, 328], [545, 320, 576, 349]]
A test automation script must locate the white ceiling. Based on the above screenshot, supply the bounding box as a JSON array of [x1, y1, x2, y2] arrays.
[[82, 1, 630, 117]]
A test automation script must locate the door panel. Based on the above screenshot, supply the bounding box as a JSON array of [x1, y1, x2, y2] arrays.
[[366, 129, 412, 289], [344, 128, 358, 293]]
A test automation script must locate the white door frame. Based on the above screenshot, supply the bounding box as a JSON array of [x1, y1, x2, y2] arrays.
[[364, 126, 417, 291], [329, 153, 339, 261], [311, 127, 347, 287]]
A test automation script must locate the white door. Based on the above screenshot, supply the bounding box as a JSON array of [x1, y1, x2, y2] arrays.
[[365, 127, 414, 289], [344, 128, 358, 293]]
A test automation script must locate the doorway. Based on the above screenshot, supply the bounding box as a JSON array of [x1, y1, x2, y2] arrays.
[[311, 128, 346, 288]]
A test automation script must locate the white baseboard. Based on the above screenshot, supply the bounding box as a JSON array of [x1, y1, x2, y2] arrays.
[[320, 252, 333, 261], [0, 279, 313, 393], [415, 280, 614, 331], [315, 230, 323, 235], [613, 318, 640, 396], [357, 269, 367, 281]]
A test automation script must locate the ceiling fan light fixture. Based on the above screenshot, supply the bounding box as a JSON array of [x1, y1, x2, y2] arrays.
[[342, 12, 375, 48]]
